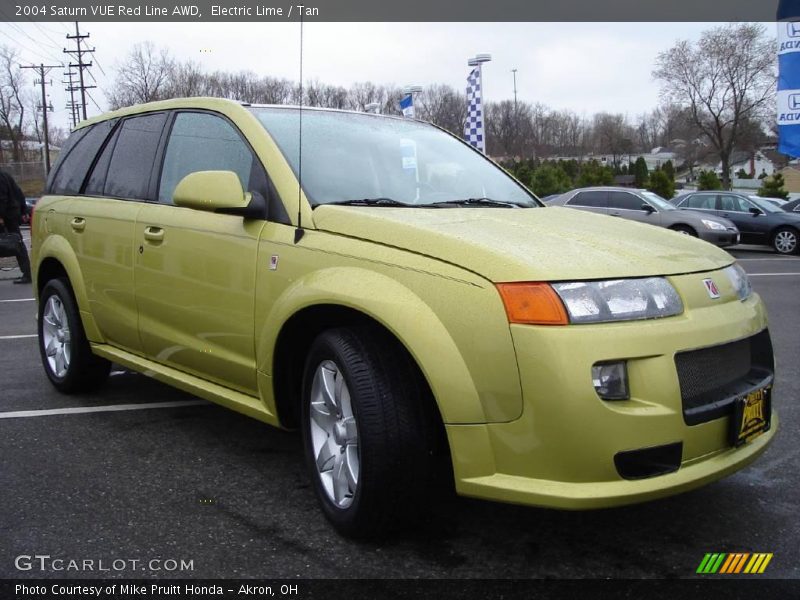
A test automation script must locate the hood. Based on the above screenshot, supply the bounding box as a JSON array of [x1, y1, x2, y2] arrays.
[[312, 206, 734, 282]]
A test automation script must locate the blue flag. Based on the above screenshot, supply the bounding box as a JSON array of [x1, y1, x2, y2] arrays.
[[778, 0, 800, 157], [400, 93, 414, 118]]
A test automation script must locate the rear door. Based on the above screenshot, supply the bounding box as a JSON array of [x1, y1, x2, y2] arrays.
[[52, 114, 167, 354], [133, 111, 271, 395]]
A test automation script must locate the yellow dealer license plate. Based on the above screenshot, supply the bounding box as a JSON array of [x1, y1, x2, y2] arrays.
[[730, 386, 771, 447]]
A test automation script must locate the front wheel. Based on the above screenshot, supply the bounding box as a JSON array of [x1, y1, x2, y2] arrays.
[[772, 227, 799, 255], [38, 278, 111, 393], [301, 327, 439, 538]]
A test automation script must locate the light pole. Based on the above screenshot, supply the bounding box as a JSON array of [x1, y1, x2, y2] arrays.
[[511, 68, 518, 112], [466, 53, 491, 153]]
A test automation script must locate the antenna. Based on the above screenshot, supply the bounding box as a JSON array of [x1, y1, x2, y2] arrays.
[[294, 13, 305, 244]]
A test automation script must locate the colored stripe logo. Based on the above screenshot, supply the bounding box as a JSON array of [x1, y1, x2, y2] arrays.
[[696, 553, 773, 574]]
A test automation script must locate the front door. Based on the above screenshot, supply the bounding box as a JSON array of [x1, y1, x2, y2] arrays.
[[134, 111, 270, 395]]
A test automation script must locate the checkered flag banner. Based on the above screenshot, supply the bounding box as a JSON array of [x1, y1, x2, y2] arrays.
[[464, 67, 485, 153]]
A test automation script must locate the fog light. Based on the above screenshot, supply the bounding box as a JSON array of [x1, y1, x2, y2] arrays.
[[592, 361, 629, 400]]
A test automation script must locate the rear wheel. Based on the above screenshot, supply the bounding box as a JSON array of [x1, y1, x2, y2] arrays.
[[670, 225, 697, 237], [772, 227, 798, 255], [38, 278, 111, 393], [300, 326, 440, 538]]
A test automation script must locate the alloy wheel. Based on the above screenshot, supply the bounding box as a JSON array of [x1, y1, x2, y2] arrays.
[[42, 295, 71, 378]]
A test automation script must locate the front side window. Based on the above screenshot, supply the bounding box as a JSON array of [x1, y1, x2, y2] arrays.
[[104, 113, 167, 200], [719, 194, 750, 213], [251, 108, 538, 207], [159, 112, 256, 204], [608, 191, 645, 211]]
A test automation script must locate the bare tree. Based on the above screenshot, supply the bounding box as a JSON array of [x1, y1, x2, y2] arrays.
[[417, 84, 466, 137], [654, 23, 776, 189], [106, 42, 174, 109], [0, 45, 26, 162]]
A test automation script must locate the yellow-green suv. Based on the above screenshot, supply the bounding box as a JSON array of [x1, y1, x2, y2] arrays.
[[32, 98, 777, 537]]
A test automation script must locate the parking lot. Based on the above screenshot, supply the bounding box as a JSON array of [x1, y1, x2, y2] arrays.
[[1, 239, 798, 579]]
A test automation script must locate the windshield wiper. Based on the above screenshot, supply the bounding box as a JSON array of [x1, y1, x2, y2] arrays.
[[428, 197, 525, 208], [319, 198, 416, 207]]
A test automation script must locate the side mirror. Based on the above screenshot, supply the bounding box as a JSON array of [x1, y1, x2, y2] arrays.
[[749, 207, 763, 216], [641, 203, 656, 213], [174, 170, 249, 212]]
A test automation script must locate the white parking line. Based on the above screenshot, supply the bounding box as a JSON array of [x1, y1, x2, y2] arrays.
[[0, 334, 36, 340], [0, 400, 209, 419], [748, 272, 800, 277], [0, 298, 35, 303], [737, 257, 800, 262]]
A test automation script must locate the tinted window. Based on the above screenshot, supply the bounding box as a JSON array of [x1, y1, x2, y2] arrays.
[[104, 113, 167, 200], [84, 126, 120, 196], [608, 191, 645, 211], [159, 112, 255, 204], [48, 120, 116, 195], [567, 191, 607, 208], [683, 194, 716, 210]]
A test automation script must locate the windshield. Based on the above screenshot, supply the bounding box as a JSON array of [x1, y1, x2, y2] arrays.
[[748, 196, 783, 214], [250, 107, 538, 207], [640, 191, 676, 211]]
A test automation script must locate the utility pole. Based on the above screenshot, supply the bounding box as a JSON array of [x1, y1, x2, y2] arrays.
[[63, 68, 80, 129], [64, 21, 95, 121], [20, 63, 60, 174]]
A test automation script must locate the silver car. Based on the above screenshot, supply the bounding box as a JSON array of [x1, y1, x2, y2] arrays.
[[548, 187, 740, 247]]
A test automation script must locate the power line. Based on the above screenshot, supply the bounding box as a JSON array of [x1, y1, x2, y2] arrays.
[[20, 63, 60, 174], [62, 68, 81, 129], [63, 21, 95, 121]]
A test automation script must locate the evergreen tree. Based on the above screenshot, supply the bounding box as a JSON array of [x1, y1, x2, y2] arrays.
[[663, 160, 675, 182], [633, 157, 649, 187], [757, 173, 790, 200], [697, 170, 723, 190], [647, 170, 675, 199], [531, 164, 572, 197]]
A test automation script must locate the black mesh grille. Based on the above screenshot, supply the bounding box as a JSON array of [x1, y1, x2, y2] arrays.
[[675, 329, 773, 425]]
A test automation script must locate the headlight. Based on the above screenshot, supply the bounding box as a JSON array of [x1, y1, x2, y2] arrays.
[[552, 278, 684, 324], [724, 264, 752, 301], [701, 219, 727, 231]]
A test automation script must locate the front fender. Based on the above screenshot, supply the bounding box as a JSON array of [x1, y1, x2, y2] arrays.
[[257, 267, 491, 424]]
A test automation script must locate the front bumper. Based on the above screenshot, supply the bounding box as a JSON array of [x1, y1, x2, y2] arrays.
[[446, 269, 776, 508], [698, 228, 740, 247]]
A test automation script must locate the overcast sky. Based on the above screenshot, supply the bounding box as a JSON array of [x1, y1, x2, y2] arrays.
[[0, 21, 774, 131]]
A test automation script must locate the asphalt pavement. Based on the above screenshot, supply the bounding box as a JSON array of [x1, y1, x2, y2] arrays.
[[0, 245, 798, 580]]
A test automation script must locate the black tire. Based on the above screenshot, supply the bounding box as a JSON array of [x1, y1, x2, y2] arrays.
[[771, 226, 799, 255], [670, 225, 697, 237], [38, 278, 111, 393], [300, 326, 441, 538]]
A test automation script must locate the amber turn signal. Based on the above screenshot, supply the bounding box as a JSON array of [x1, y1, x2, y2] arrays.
[[496, 282, 569, 325]]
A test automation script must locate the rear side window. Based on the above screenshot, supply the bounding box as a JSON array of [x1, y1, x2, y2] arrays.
[[608, 191, 644, 211], [104, 113, 167, 200], [568, 191, 607, 208], [158, 112, 255, 204], [48, 120, 116, 195], [682, 194, 716, 210]]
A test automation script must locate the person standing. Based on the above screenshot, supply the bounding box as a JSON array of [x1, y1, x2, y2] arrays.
[[0, 169, 32, 284]]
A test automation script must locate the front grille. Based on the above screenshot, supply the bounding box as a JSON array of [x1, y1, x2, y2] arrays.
[[675, 329, 773, 425]]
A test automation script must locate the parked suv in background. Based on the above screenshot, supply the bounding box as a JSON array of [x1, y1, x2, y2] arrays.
[[32, 98, 777, 537], [671, 191, 800, 255], [547, 187, 739, 246]]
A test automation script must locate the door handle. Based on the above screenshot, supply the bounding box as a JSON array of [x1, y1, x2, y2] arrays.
[[70, 217, 86, 232], [143, 226, 164, 242], [610, 212, 621, 216]]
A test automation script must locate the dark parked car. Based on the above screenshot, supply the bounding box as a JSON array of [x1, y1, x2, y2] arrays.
[[548, 187, 740, 247], [782, 198, 800, 213], [671, 191, 800, 255], [22, 197, 38, 225]]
